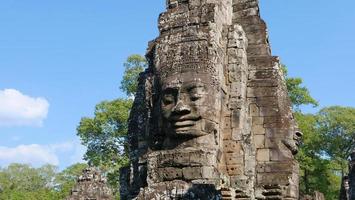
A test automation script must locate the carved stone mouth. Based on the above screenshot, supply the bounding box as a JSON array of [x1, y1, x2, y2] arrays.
[[170, 116, 202, 130], [173, 120, 197, 128], [169, 116, 201, 122]]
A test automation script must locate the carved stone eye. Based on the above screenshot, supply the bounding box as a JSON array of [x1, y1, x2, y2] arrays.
[[188, 86, 205, 101], [190, 95, 201, 101], [162, 95, 174, 105]]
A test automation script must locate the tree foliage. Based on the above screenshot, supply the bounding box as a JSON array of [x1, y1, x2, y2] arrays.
[[77, 99, 132, 194], [0, 163, 87, 200], [282, 65, 318, 110], [295, 113, 340, 200], [76, 54, 147, 195], [283, 65, 342, 200], [77, 99, 132, 166], [120, 54, 147, 97], [317, 106, 355, 174], [55, 163, 88, 199]]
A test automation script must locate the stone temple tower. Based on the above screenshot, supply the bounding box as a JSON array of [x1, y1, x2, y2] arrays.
[[120, 0, 302, 199]]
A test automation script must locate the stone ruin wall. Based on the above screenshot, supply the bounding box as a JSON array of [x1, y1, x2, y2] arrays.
[[234, 0, 300, 199], [66, 167, 113, 200], [120, 0, 301, 199]]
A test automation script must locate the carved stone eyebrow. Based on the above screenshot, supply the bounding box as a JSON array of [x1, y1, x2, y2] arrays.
[[184, 83, 205, 92], [162, 87, 178, 94]]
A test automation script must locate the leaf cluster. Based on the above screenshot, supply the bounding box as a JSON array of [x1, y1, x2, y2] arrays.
[[0, 163, 88, 200], [120, 54, 147, 97]]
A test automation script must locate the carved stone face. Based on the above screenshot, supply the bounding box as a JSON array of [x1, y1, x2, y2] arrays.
[[283, 131, 303, 155], [160, 72, 221, 138]]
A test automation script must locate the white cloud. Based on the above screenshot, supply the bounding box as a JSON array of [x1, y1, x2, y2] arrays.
[[0, 144, 59, 166], [0, 141, 86, 168], [0, 89, 49, 127]]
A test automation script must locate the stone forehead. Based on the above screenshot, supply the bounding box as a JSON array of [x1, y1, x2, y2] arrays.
[[160, 72, 220, 89]]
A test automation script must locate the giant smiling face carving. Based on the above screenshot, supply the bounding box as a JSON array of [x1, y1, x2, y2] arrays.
[[160, 72, 221, 139]]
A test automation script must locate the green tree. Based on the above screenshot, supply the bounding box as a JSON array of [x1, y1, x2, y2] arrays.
[[282, 65, 318, 110], [295, 113, 340, 199], [77, 99, 132, 193], [55, 163, 88, 199], [282, 65, 340, 199], [120, 54, 147, 97], [76, 54, 147, 195], [0, 163, 55, 191], [0, 163, 59, 200], [317, 106, 355, 175]]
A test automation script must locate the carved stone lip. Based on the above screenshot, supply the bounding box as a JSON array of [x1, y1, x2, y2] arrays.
[[169, 116, 201, 128], [172, 120, 196, 128], [169, 116, 201, 122]]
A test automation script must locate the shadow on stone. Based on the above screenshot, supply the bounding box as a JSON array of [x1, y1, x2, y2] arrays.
[[181, 184, 221, 200]]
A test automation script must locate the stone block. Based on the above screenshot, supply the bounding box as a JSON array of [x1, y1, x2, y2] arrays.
[[260, 106, 280, 117], [222, 114, 231, 127], [249, 69, 278, 80], [265, 137, 279, 149], [232, 128, 243, 140], [157, 167, 183, 181], [247, 87, 278, 98], [252, 116, 264, 126], [256, 149, 270, 162], [249, 103, 260, 116], [224, 140, 243, 153], [225, 153, 244, 165], [252, 125, 265, 135], [257, 162, 294, 173], [252, 96, 278, 107], [248, 79, 279, 87], [270, 148, 293, 161], [254, 135, 265, 148], [189, 150, 217, 166], [244, 158, 256, 176], [182, 166, 217, 180], [231, 109, 242, 128], [226, 165, 244, 176], [230, 175, 249, 188], [182, 167, 201, 180], [223, 128, 232, 140], [257, 173, 290, 186]]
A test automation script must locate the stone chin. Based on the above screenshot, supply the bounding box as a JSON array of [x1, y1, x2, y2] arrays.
[[167, 116, 218, 138], [167, 118, 207, 138], [171, 128, 206, 138]]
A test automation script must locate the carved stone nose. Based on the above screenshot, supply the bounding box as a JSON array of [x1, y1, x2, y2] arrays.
[[173, 101, 191, 114]]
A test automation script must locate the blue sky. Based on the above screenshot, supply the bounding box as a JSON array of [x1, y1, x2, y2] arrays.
[[0, 0, 354, 170]]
